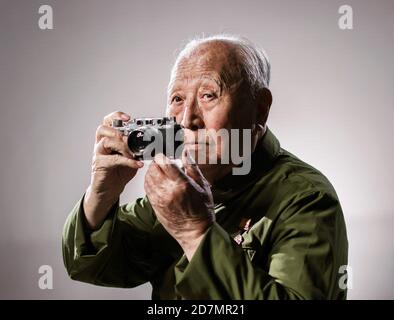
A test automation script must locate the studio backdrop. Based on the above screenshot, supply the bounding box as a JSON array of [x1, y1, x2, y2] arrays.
[[0, 0, 393, 299]]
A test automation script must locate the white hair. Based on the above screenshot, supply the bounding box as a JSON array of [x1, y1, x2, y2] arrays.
[[169, 34, 271, 98]]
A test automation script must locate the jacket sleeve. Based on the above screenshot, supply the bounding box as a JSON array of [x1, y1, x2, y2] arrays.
[[173, 190, 348, 299], [62, 195, 164, 288]]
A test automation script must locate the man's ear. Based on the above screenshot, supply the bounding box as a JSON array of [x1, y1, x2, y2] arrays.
[[256, 87, 272, 125]]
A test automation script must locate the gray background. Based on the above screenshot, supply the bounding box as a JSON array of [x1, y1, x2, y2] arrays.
[[0, 0, 393, 299]]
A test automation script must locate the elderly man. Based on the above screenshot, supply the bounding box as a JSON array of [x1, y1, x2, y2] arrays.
[[62, 35, 348, 299]]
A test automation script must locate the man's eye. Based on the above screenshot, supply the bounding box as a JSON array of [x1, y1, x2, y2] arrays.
[[171, 96, 183, 103], [201, 93, 216, 101]]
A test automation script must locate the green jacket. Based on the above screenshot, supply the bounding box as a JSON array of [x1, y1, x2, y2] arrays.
[[62, 129, 348, 299]]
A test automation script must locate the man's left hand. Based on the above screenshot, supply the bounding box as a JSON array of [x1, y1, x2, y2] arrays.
[[144, 152, 215, 261]]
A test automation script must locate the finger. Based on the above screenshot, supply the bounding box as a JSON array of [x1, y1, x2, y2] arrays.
[[95, 124, 124, 143], [144, 172, 153, 195], [96, 137, 134, 159], [103, 111, 130, 126], [183, 150, 207, 188], [147, 159, 166, 180], [94, 154, 143, 170], [145, 163, 168, 194], [144, 172, 163, 197], [153, 153, 187, 182]]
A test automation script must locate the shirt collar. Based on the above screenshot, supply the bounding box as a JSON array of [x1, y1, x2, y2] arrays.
[[211, 127, 281, 204]]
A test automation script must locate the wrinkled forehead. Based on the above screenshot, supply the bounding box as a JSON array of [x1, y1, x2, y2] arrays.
[[168, 42, 243, 93]]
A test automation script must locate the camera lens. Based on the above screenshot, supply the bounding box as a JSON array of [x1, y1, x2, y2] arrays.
[[127, 129, 153, 154], [126, 123, 183, 160]]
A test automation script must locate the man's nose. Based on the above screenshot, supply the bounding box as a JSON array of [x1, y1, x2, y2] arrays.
[[180, 98, 204, 131]]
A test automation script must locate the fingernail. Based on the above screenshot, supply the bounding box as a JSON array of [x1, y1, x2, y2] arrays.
[[121, 114, 130, 120], [186, 150, 196, 165], [137, 161, 144, 167]]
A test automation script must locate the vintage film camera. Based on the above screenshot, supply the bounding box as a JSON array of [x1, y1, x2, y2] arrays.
[[112, 117, 184, 160]]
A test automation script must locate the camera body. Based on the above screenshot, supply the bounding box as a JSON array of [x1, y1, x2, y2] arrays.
[[112, 117, 184, 160]]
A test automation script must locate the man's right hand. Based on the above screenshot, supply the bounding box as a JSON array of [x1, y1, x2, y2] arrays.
[[83, 111, 144, 230]]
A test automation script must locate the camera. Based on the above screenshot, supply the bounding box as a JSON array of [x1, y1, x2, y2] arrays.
[[112, 117, 184, 160]]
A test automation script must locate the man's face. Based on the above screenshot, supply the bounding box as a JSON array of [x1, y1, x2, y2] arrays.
[[167, 42, 258, 182]]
